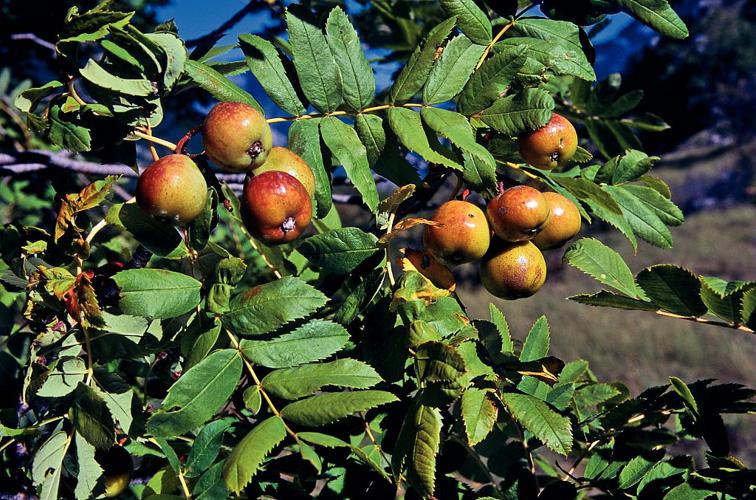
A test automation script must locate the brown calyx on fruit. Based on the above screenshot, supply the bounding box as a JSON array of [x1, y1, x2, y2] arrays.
[[533, 192, 582, 250], [487, 185, 550, 242], [479, 241, 547, 299], [202, 101, 273, 172], [255, 146, 316, 198], [423, 200, 491, 267], [403, 248, 456, 290], [135, 154, 207, 226], [241, 170, 312, 245], [518, 113, 578, 170]]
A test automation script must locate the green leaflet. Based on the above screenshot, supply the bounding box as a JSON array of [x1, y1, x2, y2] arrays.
[[501, 392, 573, 455], [32, 431, 70, 500], [185, 419, 233, 478], [458, 46, 528, 115], [223, 277, 328, 336], [72, 383, 115, 450], [387, 107, 462, 170], [420, 107, 495, 175], [569, 290, 658, 311], [636, 265, 707, 317], [563, 238, 645, 298], [604, 185, 674, 248], [477, 88, 555, 136], [280, 390, 398, 426], [392, 398, 442, 497], [439, 0, 492, 44], [489, 304, 513, 354], [79, 59, 154, 96], [461, 388, 497, 446], [320, 116, 379, 212], [239, 34, 307, 116], [391, 17, 457, 103], [298, 227, 379, 274], [615, 0, 689, 39], [289, 118, 332, 218], [262, 358, 383, 400], [287, 6, 343, 112], [74, 434, 103, 499], [184, 60, 263, 113], [222, 417, 287, 494], [325, 7, 375, 111], [519, 316, 550, 362], [415, 341, 467, 388], [146, 349, 242, 437], [497, 37, 596, 81], [240, 319, 349, 368], [113, 268, 202, 319], [422, 35, 485, 105]]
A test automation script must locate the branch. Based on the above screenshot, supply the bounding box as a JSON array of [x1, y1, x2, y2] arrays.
[[186, 0, 282, 49], [0, 149, 246, 184], [10, 33, 56, 53]]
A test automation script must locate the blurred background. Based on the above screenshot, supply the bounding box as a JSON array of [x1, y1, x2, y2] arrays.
[[0, 0, 754, 460]]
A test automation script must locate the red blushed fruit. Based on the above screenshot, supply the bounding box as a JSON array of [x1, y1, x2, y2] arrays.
[[423, 200, 491, 267], [202, 102, 273, 172], [487, 185, 550, 242], [241, 171, 312, 244], [533, 192, 582, 250], [136, 154, 207, 225], [518, 113, 578, 170]]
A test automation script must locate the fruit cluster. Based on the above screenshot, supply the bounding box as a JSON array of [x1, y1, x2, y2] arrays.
[[136, 102, 315, 245], [408, 113, 582, 299], [135, 105, 581, 299]]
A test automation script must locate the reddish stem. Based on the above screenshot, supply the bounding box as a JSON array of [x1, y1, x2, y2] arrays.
[[175, 124, 203, 155]]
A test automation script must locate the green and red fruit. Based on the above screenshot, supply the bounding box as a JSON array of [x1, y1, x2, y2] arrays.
[[423, 200, 491, 267], [136, 154, 207, 225], [241, 171, 312, 245], [533, 192, 582, 250], [487, 185, 550, 242], [202, 102, 273, 172], [518, 113, 578, 170], [255, 146, 316, 198]]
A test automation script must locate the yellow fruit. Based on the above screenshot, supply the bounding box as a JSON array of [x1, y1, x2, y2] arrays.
[[518, 113, 578, 170], [533, 192, 582, 250], [423, 200, 491, 266], [479, 241, 547, 299]]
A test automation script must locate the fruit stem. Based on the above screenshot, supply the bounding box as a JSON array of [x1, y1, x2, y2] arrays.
[[132, 129, 178, 151], [67, 78, 87, 106], [175, 125, 203, 155], [246, 237, 283, 279], [495, 159, 541, 183]]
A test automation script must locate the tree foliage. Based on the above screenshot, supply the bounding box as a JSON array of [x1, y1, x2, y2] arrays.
[[0, 1, 753, 498]]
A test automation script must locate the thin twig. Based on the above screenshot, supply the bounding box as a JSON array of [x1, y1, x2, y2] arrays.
[[476, 21, 516, 70], [132, 130, 178, 151], [10, 33, 56, 52], [655, 310, 754, 334], [225, 329, 300, 441]]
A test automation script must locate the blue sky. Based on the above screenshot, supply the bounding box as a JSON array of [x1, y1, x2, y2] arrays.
[[158, 0, 652, 79]]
